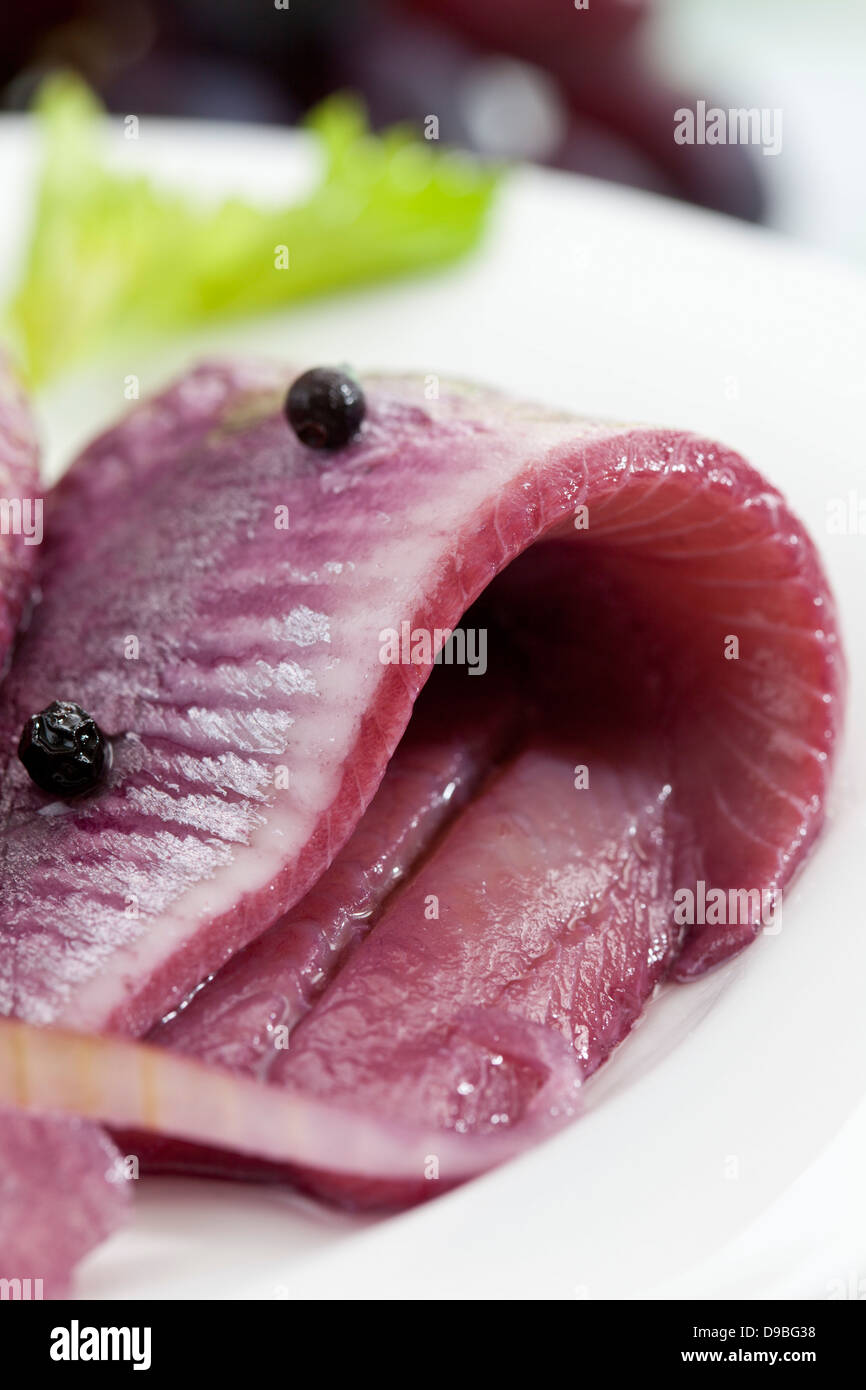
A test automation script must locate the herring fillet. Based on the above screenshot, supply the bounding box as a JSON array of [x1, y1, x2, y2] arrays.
[[0, 356, 130, 1297], [0, 1107, 130, 1298], [0, 361, 843, 1059], [0, 359, 845, 1214], [275, 744, 675, 1136]]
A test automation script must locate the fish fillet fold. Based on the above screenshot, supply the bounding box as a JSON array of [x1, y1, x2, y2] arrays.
[[0, 361, 844, 1215]]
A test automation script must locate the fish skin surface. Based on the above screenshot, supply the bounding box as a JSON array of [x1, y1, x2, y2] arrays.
[[0, 361, 844, 1212], [0, 358, 131, 1296], [0, 361, 604, 1033]]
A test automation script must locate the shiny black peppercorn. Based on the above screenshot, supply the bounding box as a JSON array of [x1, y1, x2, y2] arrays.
[[285, 368, 366, 450], [18, 700, 109, 797]]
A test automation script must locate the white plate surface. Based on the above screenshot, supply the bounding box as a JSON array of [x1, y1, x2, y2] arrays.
[[0, 115, 863, 1300]]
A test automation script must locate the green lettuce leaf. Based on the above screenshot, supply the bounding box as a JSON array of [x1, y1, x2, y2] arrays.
[[6, 74, 499, 385]]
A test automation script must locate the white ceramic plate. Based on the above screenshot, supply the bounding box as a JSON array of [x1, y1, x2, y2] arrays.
[[1, 115, 863, 1301]]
